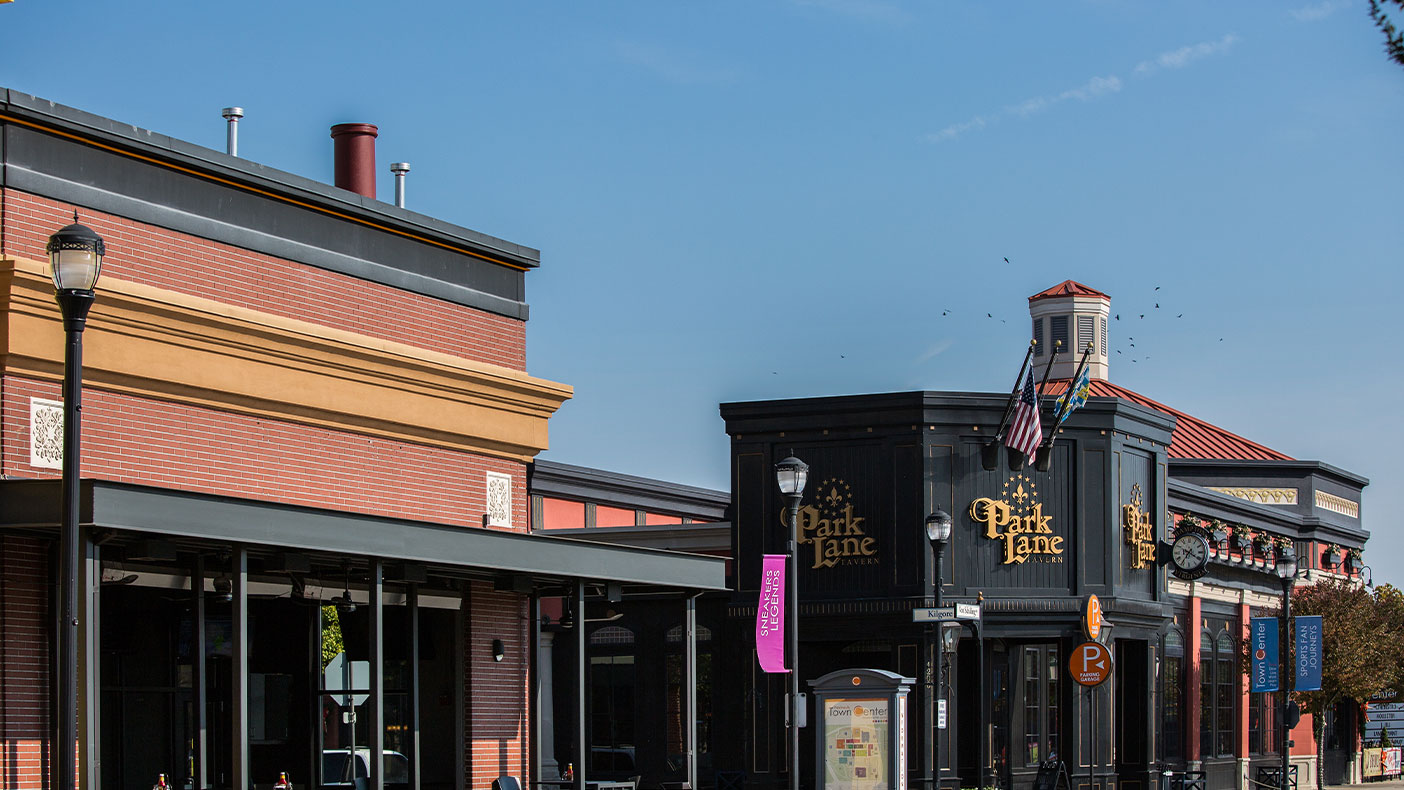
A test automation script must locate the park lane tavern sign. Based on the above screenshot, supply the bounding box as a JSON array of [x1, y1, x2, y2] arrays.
[[969, 473, 1065, 565], [1123, 484, 1157, 570], [786, 478, 878, 569]]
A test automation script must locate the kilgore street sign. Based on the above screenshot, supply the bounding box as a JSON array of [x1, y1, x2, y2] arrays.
[[1069, 641, 1113, 687], [912, 603, 982, 623]]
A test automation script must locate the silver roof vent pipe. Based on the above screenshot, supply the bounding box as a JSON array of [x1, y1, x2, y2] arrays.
[[221, 107, 244, 157], [391, 162, 410, 208]]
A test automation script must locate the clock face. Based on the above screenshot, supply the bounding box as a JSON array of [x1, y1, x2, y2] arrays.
[[1171, 533, 1209, 572]]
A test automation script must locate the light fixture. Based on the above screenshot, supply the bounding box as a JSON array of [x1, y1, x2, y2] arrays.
[[491, 638, 505, 662], [1275, 554, 1298, 581], [333, 566, 356, 614], [48, 213, 105, 293], [774, 455, 809, 498], [213, 575, 233, 603], [940, 621, 963, 654], [925, 508, 953, 547]]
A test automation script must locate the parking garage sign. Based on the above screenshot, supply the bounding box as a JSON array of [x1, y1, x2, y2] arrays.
[[1069, 641, 1113, 687]]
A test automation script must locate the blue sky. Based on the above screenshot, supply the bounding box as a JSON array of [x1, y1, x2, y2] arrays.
[[6, 1, 1401, 587]]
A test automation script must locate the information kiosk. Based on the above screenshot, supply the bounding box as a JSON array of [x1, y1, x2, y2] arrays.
[[810, 669, 914, 790]]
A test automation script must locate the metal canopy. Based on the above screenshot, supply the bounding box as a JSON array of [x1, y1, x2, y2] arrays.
[[0, 480, 728, 591]]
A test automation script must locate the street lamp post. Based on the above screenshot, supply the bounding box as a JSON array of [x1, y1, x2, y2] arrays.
[[925, 509, 953, 790], [1276, 553, 1298, 790], [47, 214, 104, 790], [775, 456, 809, 790]]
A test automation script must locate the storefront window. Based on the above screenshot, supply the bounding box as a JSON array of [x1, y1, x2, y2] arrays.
[[1216, 633, 1236, 756], [590, 626, 637, 774], [1200, 631, 1213, 760], [665, 624, 714, 778], [1021, 644, 1060, 766], [1251, 692, 1275, 754], [1161, 628, 1184, 762]]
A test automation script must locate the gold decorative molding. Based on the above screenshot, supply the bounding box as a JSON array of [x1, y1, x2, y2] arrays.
[[1313, 490, 1359, 519], [1, 256, 571, 462], [1208, 486, 1298, 505]]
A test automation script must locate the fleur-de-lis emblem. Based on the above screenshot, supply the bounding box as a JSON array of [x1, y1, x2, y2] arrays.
[[825, 487, 843, 506], [1012, 484, 1028, 504]]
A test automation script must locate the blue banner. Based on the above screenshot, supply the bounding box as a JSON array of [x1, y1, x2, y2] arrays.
[[1296, 615, 1323, 691], [1251, 617, 1279, 692]]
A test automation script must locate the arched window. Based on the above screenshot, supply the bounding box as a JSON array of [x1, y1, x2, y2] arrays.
[[1161, 628, 1185, 761], [589, 625, 635, 645]]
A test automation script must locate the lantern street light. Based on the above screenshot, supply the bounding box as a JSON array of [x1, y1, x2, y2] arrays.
[[1275, 551, 1298, 790], [925, 509, 954, 789], [47, 214, 104, 790], [775, 455, 809, 790]]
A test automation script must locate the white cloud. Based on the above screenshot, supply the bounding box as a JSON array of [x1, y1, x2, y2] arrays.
[[1008, 75, 1122, 118], [613, 41, 741, 85], [1291, 1, 1352, 21], [788, 0, 911, 25], [1134, 34, 1239, 75], [915, 339, 954, 364], [926, 115, 989, 143]]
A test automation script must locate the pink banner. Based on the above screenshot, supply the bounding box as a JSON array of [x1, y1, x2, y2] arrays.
[[756, 554, 789, 673]]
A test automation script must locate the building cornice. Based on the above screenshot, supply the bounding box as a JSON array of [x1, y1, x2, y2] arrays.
[[1, 256, 571, 462]]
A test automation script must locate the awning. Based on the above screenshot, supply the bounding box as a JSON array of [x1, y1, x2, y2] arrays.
[[0, 479, 729, 591]]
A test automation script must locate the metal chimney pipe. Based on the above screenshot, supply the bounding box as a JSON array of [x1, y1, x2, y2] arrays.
[[391, 162, 410, 208], [222, 107, 244, 156], [330, 123, 378, 199]]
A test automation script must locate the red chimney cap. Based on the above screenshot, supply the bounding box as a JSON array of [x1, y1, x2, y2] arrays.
[[330, 122, 379, 138]]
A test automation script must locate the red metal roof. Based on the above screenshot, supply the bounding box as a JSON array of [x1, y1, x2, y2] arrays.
[[1042, 378, 1293, 461], [1028, 280, 1111, 303]]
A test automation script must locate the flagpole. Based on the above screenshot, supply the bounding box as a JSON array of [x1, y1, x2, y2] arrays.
[[1035, 340, 1063, 396], [984, 340, 1037, 470], [1035, 342, 1095, 469], [1050, 341, 1095, 433], [991, 340, 1037, 442]]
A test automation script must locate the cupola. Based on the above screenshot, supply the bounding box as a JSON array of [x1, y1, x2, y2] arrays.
[[1028, 280, 1111, 382]]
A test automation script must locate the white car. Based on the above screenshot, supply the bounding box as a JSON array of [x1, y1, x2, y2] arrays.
[[321, 749, 409, 790]]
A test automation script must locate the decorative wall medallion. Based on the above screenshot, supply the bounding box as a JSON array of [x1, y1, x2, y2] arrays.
[[1122, 484, 1156, 570], [792, 478, 877, 569], [485, 472, 513, 527], [969, 473, 1064, 565], [30, 398, 64, 470]]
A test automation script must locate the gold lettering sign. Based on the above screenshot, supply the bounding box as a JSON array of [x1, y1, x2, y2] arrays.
[[788, 478, 879, 569], [1123, 484, 1156, 570], [969, 474, 1065, 565]]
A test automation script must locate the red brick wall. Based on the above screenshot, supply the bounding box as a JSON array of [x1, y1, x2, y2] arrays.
[[467, 584, 531, 788], [1, 534, 52, 790], [4, 376, 528, 530], [2, 190, 527, 371]]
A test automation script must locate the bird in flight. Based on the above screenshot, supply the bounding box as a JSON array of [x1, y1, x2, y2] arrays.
[[1004, 257, 1010, 264]]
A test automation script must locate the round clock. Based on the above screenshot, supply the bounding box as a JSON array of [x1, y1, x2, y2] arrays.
[[1170, 532, 1210, 579]]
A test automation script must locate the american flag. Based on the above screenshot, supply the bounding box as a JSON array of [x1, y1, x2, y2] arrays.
[[1005, 370, 1043, 460]]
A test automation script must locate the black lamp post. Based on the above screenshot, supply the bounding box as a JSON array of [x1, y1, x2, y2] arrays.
[[775, 455, 809, 790], [47, 214, 104, 790], [924, 509, 953, 789], [1275, 552, 1298, 790]]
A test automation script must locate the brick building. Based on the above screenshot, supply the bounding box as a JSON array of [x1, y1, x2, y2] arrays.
[[0, 88, 724, 790]]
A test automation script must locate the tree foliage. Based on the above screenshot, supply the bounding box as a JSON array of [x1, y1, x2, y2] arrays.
[[321, 605, 345, 669], [1371, 0, 1404, 68], [1285, 578, 1404, 788]]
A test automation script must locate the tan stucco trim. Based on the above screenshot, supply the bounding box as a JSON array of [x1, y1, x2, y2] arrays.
[[1, 257, 572, 462]]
